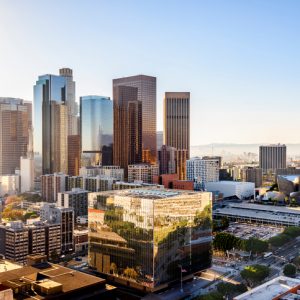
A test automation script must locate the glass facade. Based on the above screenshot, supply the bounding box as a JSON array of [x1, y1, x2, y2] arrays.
[[33, 74, 67, 176], [88, 188, 212, 291], [80, 96, 113, 166]]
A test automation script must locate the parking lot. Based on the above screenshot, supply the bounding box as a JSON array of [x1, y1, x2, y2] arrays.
[[224, 222, 284, 241]]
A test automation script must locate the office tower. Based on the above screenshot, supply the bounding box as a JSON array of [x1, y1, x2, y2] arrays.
[[88, 188, 212, 291], [20, 126, 34, 192], [202, 156, 222, 168], [68, 135, 81, 176], [164, 92, 190, 179], [46, 223, 62, 258], [0, 221, 29, 264], [113, 86, 142, 177], [33, 71, 69, 176], [57, 188, 88, 219], [156, 131, 163, 150], [59, 68, 78, 135], [0, 98, 31, 175], [41, 173, 67, 202], [241, 167, 263, 188], [158, 145, 177, 174], [80, 96, 113, 167], [186, 157, 220, 190], [128, 164, 159, 183], [40, 203, 74, 253], [259, 144, 287, 174], [113, 75, 157, 163]]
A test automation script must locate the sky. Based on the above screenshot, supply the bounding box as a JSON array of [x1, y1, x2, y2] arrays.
[[1, 0, 300, 146]]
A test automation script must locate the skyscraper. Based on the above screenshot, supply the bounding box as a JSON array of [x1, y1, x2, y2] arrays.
[[164, 92, 190, 179], [0, 98, 31, 175], [80, 96, 113, 167], [68, 135, 81, 176], [59, 68, 78, 135], [158, 145, 177, 174], [259, 144, 287, 173], [113, 75, 156, 163], [33, 72, 68, 176], [113, 86, 142, 178]]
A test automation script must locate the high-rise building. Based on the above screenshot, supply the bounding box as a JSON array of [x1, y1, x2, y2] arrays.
[[156, 131, 163, 150], [158, 145, 177, 175], [88, 188, 212, 291], [59, 68, 78, 135], [0, 98, 31, 175], [0, 174, 20, 196], [20, 126, 34, 192], [164, 92, 190, 179], [259, 144, 287, 174], [113, 86, 142, 178], [41, 173, 67, 202], [113, 75, 157, 163], [68, 135, 81, 176], [57, 188, 88, 219], [33, 71, 69, 176], [186, 157, 220, 190], [128, 164, 159, 183], [40, 203, 74, 253], [241, 167, 263, 188], [80, 96, 113, 167]]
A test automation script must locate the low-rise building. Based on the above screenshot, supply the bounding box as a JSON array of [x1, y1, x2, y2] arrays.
[[206, 181, 255, 200]]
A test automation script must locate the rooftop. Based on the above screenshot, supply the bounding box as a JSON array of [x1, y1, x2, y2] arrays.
[[234, 276, 300, 300]]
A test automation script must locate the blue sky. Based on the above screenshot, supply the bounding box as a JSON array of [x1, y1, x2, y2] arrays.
[[1, 0, 300, 145]]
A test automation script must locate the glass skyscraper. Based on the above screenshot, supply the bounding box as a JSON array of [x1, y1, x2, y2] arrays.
[[80, 96, 113, 166], [33, 74, 68, 176], [113, 75, 157, 164], [88, 188, 212, 292]]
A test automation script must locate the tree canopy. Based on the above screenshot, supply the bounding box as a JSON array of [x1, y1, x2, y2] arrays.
[[240, 264, 270, 287], [213, 232, 243, 252], [283, 264, 297, 277]]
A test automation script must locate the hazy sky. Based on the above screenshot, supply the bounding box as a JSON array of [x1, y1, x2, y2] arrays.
[[1, 0, 300, 145]]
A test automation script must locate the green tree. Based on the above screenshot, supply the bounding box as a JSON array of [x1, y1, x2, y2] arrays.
[[293, 256, 300, 268], [283, 264, 297, 277], [268, 234, 291, 247], [283, 226, 300, 238], [217, 282, 247, 297], [196, 291, 223, 300], [244, 238, 268, 254], [240, 264, 270, 287], [213, 232, 243, 252]]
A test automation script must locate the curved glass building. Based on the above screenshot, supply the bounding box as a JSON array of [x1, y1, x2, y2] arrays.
[[80, 96, 113, 166]]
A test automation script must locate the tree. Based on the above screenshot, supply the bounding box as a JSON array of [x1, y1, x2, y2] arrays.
[[283, 227, 300, 238], [5, 195, 21, 206], [293, 256, 300, 268], [244, 238, 268, 254], [240, 264, 270, 287], [217, 282, 247, 297], [268, 234, 291, 247], [196, 292, 223, 300], [213, 232, 243, 252], [283, 264, 297, 277]]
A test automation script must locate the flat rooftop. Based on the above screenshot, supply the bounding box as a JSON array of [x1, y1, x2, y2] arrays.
[[234, 276, 300, 300], [214, 203, 300, 225], [0, 260, 21, 273]]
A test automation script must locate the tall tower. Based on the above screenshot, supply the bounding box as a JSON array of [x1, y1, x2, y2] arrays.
[[59, 68, 78, 135], [164, 92, 190, 179], [113, 86, 142, 178], [80, 96, 113, 167], [113, 75, 156, 163], [0, 98, 31, 175], [33, 73, 68, 176]]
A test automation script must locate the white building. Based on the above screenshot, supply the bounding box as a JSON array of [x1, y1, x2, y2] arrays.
[[186, 157, 220, 189], [234, 276, 300, 300], [205, 181, 255, 200], [0, 174, 20, 196], [79, 165, 124, 181], [20, 156, 34, 192], [128, 164, 159, 183]]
